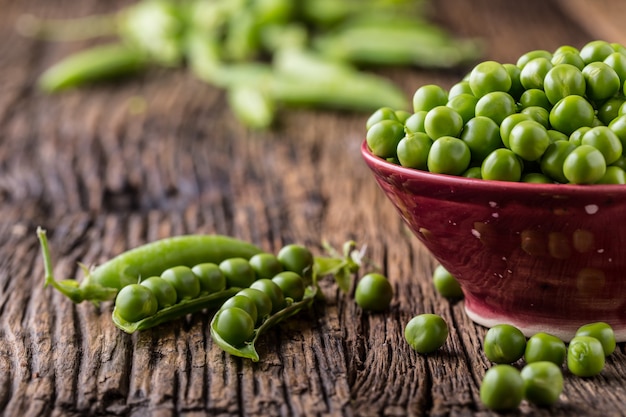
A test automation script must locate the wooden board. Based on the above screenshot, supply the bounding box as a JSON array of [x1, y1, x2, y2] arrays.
[[1, 0, 625, 416]]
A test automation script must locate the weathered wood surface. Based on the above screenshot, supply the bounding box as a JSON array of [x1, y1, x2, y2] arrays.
[[2, 0, 626, 416]]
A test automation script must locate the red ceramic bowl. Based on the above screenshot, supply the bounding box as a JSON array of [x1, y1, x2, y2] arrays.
[[362, 140, 626, 341]]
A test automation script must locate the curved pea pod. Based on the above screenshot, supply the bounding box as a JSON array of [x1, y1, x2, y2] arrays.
[[210, 283, 318, 362], [37, 43, 150, 93], [36, 227, 263, 304], [112, 287, 241, 333]]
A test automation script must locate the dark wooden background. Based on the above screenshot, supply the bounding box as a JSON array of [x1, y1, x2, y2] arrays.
[[2, 0, 626, 416]]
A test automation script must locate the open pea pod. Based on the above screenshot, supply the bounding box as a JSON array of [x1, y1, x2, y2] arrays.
[[112, 287, 242, 333], [210, 285, 318, 362]]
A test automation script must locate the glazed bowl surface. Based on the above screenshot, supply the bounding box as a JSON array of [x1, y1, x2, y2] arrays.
[[362, 140, 626, 341]]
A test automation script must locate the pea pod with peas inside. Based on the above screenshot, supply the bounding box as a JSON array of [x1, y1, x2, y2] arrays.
[[36, 227, 263, 304]]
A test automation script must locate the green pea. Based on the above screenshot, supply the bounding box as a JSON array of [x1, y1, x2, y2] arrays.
[[469, 60, 512, 97], [462, 166, 482, 179], [221, 294, 258, 325], [521, 361, 564, 406], [549, 95, 595, 136], [483, 324, 526, 364], [355, 273, 394, 312], [551, 50, 585, 70], [424, 106, 464, 139], [237, 287, 273, 323], [412, 84, 448, 112], [115, 284, 158, 323], [460, 116, 503, 163], [597, 165, 626, 184], [580, 40, 615, 64], [567, 336, 605, 377], [520, 106, 550, 129], [569, 126, 591, 146], [213, 307, 255, 347], [365, 106, 399, 130], [547, 129, 569, 143], [219, 258, 256, 288], [524, 332, 567, 365], [446, 93, 478, 124], [403, 111, 427, 134], [250, 278, 286, 314], [248, 253, 283, 279], [609, 115, 626, 148], [543, 63, 586, 105], [575, 322, 616, 356], [517, 49, 552, 68], [271, 271, 306, 301], [481, 148, 522, 182], [541, 140, 576, 183], [395, 110, 411, 124], [581, 126, 623, 165], [503, 63, 524, 99], [140, 276, 177, 309], [448, 80, 473, 99], [520, 57, 553, 90], [432, 264, 463, 299], [519, 88, 551, 110], [604, 52, 626, 86], [277, 244, 314, 279], [404, 314, 448, 354], [191, 263, 226, 294], [427, 136, 471, 175], [597, 96, 625, 125], [474, 91, 516, 125], [366, 119, 405, 159], [480, 364, 524, 411], [522, 172, 553, 183], [161, 266, 201, 302], [563, 145, 607, 184], [500, 113, 533, 149], [509, 120, 551, 161], [582, 62, 621, 101], [396, 132, 432, 170]]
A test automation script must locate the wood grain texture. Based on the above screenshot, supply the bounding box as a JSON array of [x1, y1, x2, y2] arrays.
[[1, 0, 626, 416]]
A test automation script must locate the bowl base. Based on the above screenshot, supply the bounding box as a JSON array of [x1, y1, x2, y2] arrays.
[[464, 305, 626, 343]]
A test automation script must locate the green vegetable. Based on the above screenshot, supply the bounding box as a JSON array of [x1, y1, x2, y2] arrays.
[[479, 364, 524, 411], [567, 336, 606, 377], [524, 332, 567, 365], [427, 136, 471, 175], [37, 43, 149, 93], [404, 313, 448, 354], [37, 227, 262, 304], [354, 273, 393, 312], [432, 264, 463, 299], [575, 322, 616, 356], [483, 324, 526, 364], [520, 361, 563, 406]]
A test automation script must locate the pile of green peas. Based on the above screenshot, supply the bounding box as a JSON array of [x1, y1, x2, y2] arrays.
[[366, 40, 626, 185], [479, 321, 616, 411], [114, 243, 314, 329]]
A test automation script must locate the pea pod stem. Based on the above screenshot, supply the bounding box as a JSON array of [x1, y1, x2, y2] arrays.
[[113, 287, 242, 333], [36, 227, 263, 304]]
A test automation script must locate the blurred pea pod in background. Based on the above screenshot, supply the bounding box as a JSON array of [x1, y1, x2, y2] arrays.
[[16, 0, 483, 130]]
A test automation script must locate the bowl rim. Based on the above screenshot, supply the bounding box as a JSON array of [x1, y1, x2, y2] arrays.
[[360, 140, 626, 196]]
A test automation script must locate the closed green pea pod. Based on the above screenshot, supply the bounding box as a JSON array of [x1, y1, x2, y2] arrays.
[[140, 276, 177, 309], [37, 228, 263, 304], [192, 263, 226, 294], [161, 266, 201, 302], [38, 43, 149, 93]]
